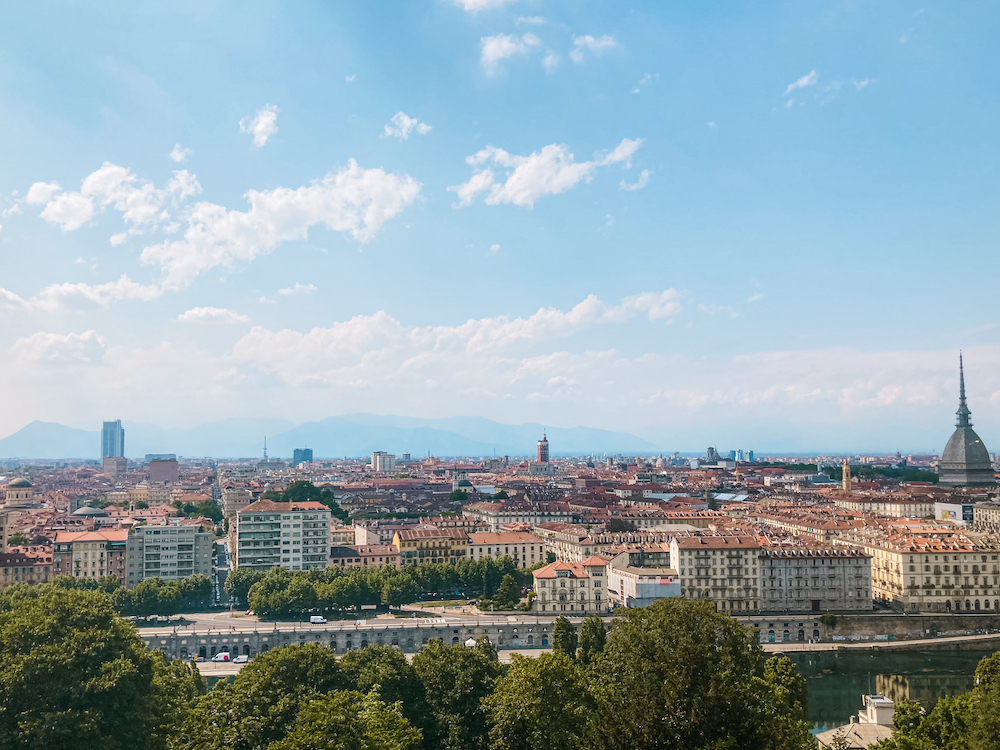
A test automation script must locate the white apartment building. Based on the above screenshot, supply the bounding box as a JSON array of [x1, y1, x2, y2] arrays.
[[531, 557, 608, 614], [126, 521, 214, 587], [607, 551, 680, 608], [232, 499, 331, 571], [370, 452, 397, 473], [468, 532, 543, 568]]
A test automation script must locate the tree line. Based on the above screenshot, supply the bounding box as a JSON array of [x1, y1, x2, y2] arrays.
[[225, 557, 538, 618], [44, 573, 213, 617], [0, 586, 835, 750]]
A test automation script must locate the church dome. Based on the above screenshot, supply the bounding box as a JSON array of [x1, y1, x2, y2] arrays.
[[7, 478, 31, 488], [939, 355, 996, 487]]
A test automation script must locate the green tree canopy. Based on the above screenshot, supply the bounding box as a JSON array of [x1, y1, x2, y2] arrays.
[[551, 616, 577, 659], [5, 532, 30, 546], [225, 567, 267, 607], [340, 644, 434, 735], [576, 616, 607, 665], [485, 651, 596, 750]]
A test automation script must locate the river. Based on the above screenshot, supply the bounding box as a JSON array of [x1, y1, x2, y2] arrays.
[[790, 649, 995, 732]]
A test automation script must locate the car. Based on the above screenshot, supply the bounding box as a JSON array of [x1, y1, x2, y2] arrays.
[[309, 615, 327, 624], [245, 609, 254, 615], [233, 655, 249, 664], [211, 652, 231, 662]]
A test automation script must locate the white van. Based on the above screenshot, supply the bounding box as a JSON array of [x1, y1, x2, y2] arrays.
[[211, 652, 230, 662], [309, 615, 327, 624]]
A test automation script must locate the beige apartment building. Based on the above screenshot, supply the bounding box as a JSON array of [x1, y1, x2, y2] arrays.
[[531, 557, 608, 614], [52, 530, 129, 585], [393, 528, 469, 566], [759, 543, 872, 613], [833, 495, 935, 519], [126, 521, 214, 587], [670, 534, 762, 613], [468, 532, 543, 568], [532, 522, 675, 562]]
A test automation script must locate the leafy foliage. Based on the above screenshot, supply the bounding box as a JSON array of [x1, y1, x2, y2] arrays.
[[576, 615, 606, 665], [551, 616, 577, 658]]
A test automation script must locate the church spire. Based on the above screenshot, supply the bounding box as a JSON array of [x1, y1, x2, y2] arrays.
[[956, 352, 972, 428]]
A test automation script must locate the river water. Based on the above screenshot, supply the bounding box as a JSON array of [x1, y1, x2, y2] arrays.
[[789, 649, 995, 732]]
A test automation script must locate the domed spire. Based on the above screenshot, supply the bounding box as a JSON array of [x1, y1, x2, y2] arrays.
[[956, 352, 972, 428]]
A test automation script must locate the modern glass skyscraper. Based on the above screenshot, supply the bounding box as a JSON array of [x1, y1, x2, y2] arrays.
[[101, 420, 125, 458]]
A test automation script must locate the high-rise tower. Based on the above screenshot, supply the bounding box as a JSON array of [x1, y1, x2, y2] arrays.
[[537, 433, 549, 463], [101, 420, 125, 458], [939, 354, 996, 487]]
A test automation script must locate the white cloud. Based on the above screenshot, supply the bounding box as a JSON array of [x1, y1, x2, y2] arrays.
[[748, 292, 764, 303], [481, 33, 540, 74], [345, 74, 356, 82], [449, 137, 644, 208], [1, 203, 23, 218], [11, 330, 106, 365], [619, 169, 651, 192], [169, 144, 193, 163], [489, 244, 500, 253], [30, 162, 203, 233], [516, 16, 545, 25], [384, 111, 432, 140], [541, 52, 559, 72], [708, 121, 717, 129], [140, 159, 420, 289], [278, 282, 317, 296], [852, 78, 870, 91], [0, 274, 162, 312], [569, 35, 616, 64], [110, 232, 128, 246], [177, 306, 250, 324], [25, 182, 61, 205], [239, 104, 279, 147], [783, 70, 817, 96], [455, 0, 514, 11]]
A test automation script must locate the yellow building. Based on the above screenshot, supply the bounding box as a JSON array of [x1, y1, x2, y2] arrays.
[[393, 528, 469, 565]]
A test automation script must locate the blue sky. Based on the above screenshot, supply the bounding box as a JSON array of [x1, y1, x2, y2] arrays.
[[1, 0, 998, 452]]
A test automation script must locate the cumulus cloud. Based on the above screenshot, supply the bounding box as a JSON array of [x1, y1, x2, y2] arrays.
[[384, 112, 432, 140], [169, 144, 193, 163], [25, 182, 61, 205], [783, 70, 817, 96], [620, 169, 651, 191], [449, 138, 643, 208], [278, 282, 317, 296], [489, 244, 501, 253], [11, 329, 107, 366], [569, 34, 616, 63], [239, 104, 279, 147], [177, 307, 250, 324], [481, 33, 540, 74]]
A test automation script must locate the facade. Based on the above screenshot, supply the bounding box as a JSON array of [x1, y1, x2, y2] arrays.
[[126, 522, 214, 587], [392, 528, 469, 566], [221, 485, 253, 518], [148, 458, 179, 483], [832, 495, 935, 519], [52, 530, 128, 584], [531, 557, 607, 614], [606, 550, 680, 608], [329, 544, 400, 569], [463, 500, 576, 532], [468, 532, 543, 569], [102, 456, 128, 478], [938, 356, 997, 487], [231, 500, 331, 572], [759, 544, 872, 613], [0, 547, 53, 589], [935, 500, 976, 526], [292, 448, 314, 467], [533, 523, 675, 563], [101, 419, 125, 458], [671, 534, 762, 613], [537, 433, 549, 463], [371, 452, 397, 473], [974, 503, 1000, 533]]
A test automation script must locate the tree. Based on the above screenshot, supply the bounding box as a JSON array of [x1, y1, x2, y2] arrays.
[[764, 656, 808, 716], [148, 651, 207, 750], [552, 616, 577, 659], [820, 613, 838, 629], [577, 616, 606, 665], [494, 574, 520, 608], [5, 532, 30, 546], [224, 567, 266, 606], [340, 645, 434, 733], [449, 489, 469, 503], [412, 637, 502, 750], [382, 574, 420, 609], [589, 598, 814, 750], [175, 643, 346, 750], [494, 490, 509, 499], [268, 689, 422, 750], [545, 552, 557, 564], [0, 587, 159, 750], [485, 652, 596, 750]]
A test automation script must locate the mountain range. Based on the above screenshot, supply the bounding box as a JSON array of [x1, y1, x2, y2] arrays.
[[0, 414, 660, 460]]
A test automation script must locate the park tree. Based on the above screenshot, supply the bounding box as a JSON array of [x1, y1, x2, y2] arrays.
[[589, 598, 814, 750], [176, 643, 347, 750], [412, 637, 502, 750], [764, 655, 808, 716], [340, 645, 434, 733], [224, 567, 266, 606], [148, 651, 207, 750], [552, 616, 578, 659], [494, 574, 520, 608], [268, 689, 422, 750], [0, 587, 160, 750], [485, 652, 596, 750], [382, 574, 420, 609], [576, 616, 606, 665]]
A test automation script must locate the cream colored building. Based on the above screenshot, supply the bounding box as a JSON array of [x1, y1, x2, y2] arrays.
[[531, 557, 608, 614], [469, 532, 543, 569], [671, 534, 762, 613], [833, 495, 935, 519], [532, 522, 675, 563]]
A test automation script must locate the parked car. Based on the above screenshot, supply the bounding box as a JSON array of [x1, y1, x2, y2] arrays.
[[233, 654, 250, 664], [211, 652, 231, 662], [309, 615, 327, 624]]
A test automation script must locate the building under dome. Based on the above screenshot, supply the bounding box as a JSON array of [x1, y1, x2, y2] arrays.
[[939, 355, 996, 487], [4, 478, 34, 508]]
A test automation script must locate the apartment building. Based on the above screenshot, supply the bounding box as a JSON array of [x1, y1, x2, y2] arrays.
[[531, 557, 608, 614], [974, 503, 1000, 533], [833, 495, 936, 519], [126, 521, 214, 587], [393, 528, 469, 566], [532, 522, 675, 562], [329, 544, 400, 569], [759, 543, 872, 613], [0, 547, 53, 589], [52, 530, 128, 584], [221, 485, 254, 518], [670, 534, 762, 613], [232, 500, 331, 572], [463, 500, 576, 532], [606, 550, 680, 608], [468, 532, 543, 568]]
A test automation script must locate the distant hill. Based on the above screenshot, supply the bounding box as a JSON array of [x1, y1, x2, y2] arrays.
[[0, 414, 659, 459]]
